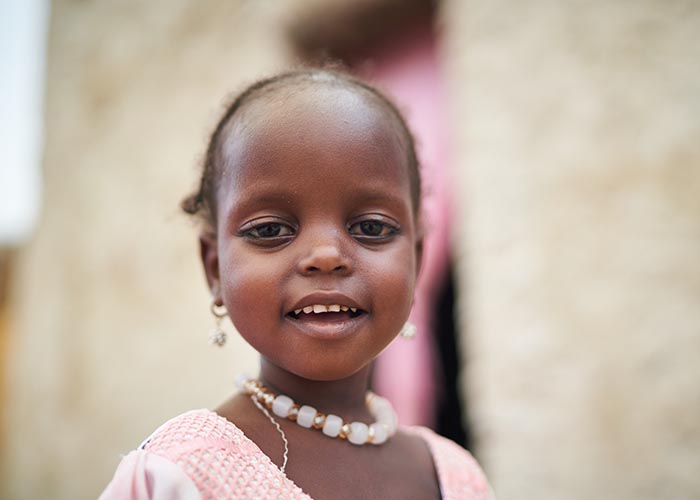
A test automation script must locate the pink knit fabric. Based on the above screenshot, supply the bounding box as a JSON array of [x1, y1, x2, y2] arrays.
[[100, 409, 493, 500]]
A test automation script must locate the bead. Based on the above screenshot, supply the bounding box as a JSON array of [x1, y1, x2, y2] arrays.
[[234, 374, 249, 390], [339, 423, 351, 440], [399, 322, 417, 338], [386, 415, 399, 436], [368, 395, 392, 414], [297, 405, 317, 428], [243, 380, 259, 394], [272, 395, 293, 418], [238, 377, 398, 448], [369, 423, 388, 445], [312, 413, 326, 430], [348, 422, 369, 445], [374, 403, 392, 415], [322, 414, 343, 437], [208, 329, 227, 346]]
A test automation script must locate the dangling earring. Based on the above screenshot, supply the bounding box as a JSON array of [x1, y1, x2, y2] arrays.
[[209, 301, 228, 347], [399, 321, 417, 339]]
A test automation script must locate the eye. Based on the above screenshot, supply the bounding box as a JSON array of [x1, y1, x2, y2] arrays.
[[348, 217, 400, 241], [247, 223, 293, 238], [239, 219, 296, 246]]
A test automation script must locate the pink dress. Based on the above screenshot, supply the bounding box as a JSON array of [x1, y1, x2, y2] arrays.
[[99, 409, 493, 500]]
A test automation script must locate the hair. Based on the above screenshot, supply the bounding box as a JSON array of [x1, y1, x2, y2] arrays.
[[181, 68, 421, 234]]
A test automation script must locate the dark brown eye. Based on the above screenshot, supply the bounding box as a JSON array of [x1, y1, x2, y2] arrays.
[[359, 221, 384, 236], [245, 223, 294, 239], [348, 219, 398, 239]]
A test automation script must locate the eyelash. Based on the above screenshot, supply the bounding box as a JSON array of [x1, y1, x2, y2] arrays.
[[347, 218, 399, 240], [241, 222, 295, 239], [238, 216, 400, 246]]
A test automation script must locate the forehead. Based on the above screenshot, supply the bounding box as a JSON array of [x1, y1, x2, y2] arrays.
[[216, 84, 412, 207], [235, 82, 400, 139]]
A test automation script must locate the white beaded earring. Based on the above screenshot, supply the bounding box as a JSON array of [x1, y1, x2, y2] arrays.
[[399, 321, 417, 339], [209, 301, 228, 347]]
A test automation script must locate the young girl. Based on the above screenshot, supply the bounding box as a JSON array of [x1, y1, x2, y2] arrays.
[[100, 69, 493, 500]]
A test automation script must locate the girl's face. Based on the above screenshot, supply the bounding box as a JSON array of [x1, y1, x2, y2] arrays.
[[202, 85, 421, 381]]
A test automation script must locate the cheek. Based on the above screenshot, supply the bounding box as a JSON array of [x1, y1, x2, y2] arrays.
[[363, 244, 417, 314], [220, 258, 287, 357], [219, 253, 286, 322]]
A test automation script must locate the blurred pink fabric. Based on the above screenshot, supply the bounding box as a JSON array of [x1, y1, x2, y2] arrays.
[[99, 410, 493, 499], [360, 28, 452, 427]]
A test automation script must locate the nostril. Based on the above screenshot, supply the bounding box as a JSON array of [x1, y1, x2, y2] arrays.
[[303, 264, 347, 274], [298, 245, 351, 274]]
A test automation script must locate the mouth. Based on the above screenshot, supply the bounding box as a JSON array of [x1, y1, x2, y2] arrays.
[[285, 297, 368, 339], [287, 304, 366, 322]]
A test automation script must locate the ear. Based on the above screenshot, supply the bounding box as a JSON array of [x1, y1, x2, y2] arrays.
[[199, 232, 222, 304]]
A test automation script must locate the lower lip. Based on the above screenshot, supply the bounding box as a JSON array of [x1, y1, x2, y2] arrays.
[[284, 313, 367, 340]]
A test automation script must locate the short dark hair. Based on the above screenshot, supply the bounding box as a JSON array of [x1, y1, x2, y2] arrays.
[[181, 68, 421, 234]]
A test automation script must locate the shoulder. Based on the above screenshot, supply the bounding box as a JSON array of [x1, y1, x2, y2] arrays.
[[139, 409, 251, 458], [404, 426, 495, 500], [100, 409, 261, 500]]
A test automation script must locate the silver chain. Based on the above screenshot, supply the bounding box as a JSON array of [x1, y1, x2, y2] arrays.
[[250, 395, 289, 473]]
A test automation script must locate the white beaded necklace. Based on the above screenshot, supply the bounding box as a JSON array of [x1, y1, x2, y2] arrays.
[[236, 375, 398, 473]]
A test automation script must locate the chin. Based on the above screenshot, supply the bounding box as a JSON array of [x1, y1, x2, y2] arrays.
[[287, 359, 372, 383]]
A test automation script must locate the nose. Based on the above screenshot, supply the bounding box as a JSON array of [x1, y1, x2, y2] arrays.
[[297, 236, 352, 276]]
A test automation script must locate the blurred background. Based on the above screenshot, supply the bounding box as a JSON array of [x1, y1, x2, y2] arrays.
[[1, 0, 699, 499]]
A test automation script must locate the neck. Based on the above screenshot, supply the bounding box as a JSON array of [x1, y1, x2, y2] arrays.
[[258, 360, 374, 422]]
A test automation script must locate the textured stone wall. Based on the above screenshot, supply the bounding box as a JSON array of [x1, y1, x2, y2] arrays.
[[443, 1, 700, 499], [1, 2, 289, 499]]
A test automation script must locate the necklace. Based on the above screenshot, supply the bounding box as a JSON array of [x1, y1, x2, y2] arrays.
[[236, 376, 398, 472]]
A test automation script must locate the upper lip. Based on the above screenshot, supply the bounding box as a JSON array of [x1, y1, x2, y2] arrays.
[[288, 292, 365, 314]]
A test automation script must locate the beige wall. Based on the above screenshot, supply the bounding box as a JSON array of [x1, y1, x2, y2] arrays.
[[444, 1, 700, 499]]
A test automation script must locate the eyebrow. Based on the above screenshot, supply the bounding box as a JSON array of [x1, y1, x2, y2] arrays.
[[226, 187, 410, 214], [224, 190, 294, 213], [347, 191, 409, 210]]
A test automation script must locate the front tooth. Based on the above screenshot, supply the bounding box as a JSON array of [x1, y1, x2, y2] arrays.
[[313, 305, 328, 313], [294, 309, 302, 315], [328, 305, 341, 312], [303, 306, 314, 314], [350, 307, 357, 313], [340, 306, 349, 312]]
